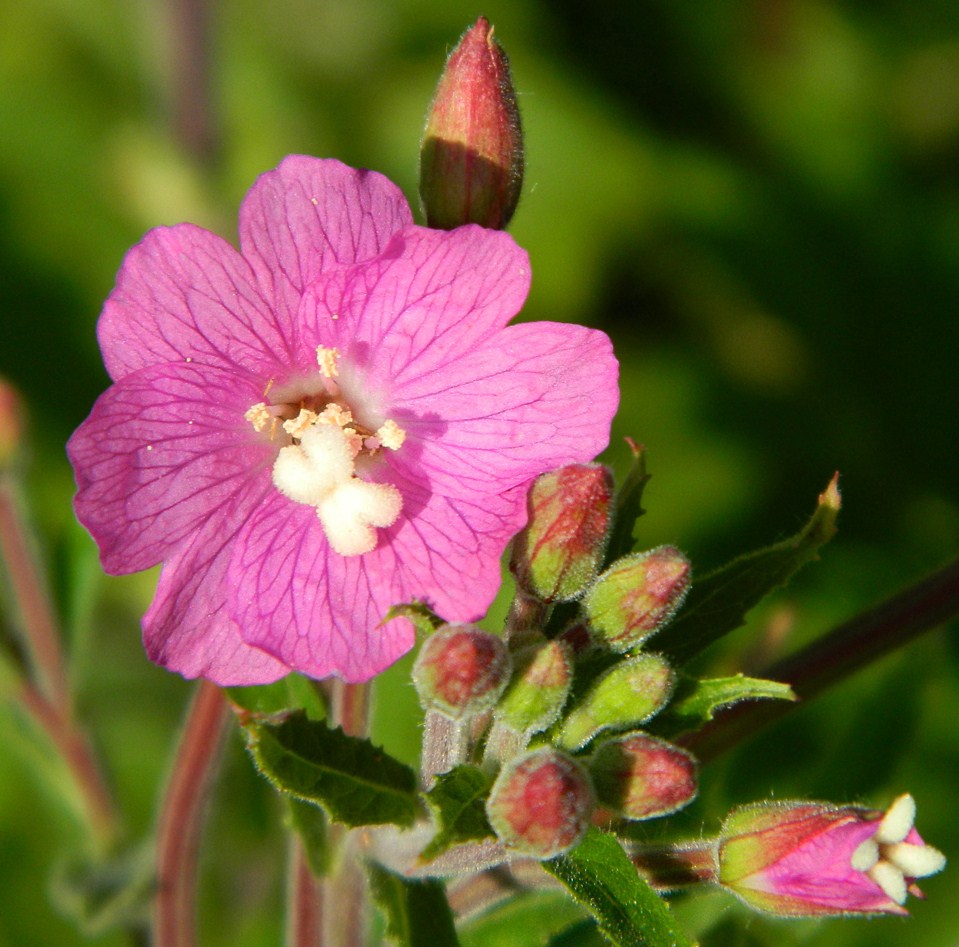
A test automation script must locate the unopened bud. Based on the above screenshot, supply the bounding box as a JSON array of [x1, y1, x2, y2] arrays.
[[584, 546, 690, 652], [419, 17, 524, 230], [486, 747, 594, 859], [717, 794, 946, 917], [494, 640, 572, 736], [412, 624, 511, 719], [511, 465, 613, 604], [558, 653, 675, 750], [590, 732, 697, 821]]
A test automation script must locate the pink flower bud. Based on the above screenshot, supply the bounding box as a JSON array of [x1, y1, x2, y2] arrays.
[[412, 624, 511, 719], [590, 732, 697, 821], [510, 464, 614, 604], [419, 17, 524, 230], [486, 747, 595, 859], [718, 794, 946, 916], [584, 546, 691, 652]]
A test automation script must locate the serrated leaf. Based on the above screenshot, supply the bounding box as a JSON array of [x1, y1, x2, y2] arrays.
[[655, 475, 841, 666], [245, 711, 419, 827], [368, 862, 460, 947], [227, 673, 327, 720], [652, 674, 797, 739], [460, 892, 586, 947], [419, 765, 494, 863], [286, 797, 330, 875], [542, 828, 693, 947], [605, 439, 650, 564]]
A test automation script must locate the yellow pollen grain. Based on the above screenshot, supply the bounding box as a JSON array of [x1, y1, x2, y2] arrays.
[[283, 408, 320, 439], [344, 431, 364, 457], [317, 403, 353, 428], [316, 346, 340, 378], [245, 402, 271, 432], [376, 419, 406, 451], [311, 197, 318, 206]]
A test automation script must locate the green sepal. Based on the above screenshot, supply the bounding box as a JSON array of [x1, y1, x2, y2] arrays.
[[542, 828, 693, 947], [227, 673, 327, 720], [493, 641, 572, 736], [49, 842, 153, 936], [419, 765, 494, 863], [605, 439, 650, 564], [244, 711, 419, 828], [383, 601, 445, 637], [286, 796, 330, 875], [368, 862, 460, 947], [652, 673, 797, 739], [655, 475, 841, 666]]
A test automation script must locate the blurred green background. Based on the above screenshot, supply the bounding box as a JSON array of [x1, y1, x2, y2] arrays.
[[2, 0, 958, 944]]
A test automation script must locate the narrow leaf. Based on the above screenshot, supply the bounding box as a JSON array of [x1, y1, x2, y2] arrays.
[[605, 439, 650, 564], [420, 765, 494, 863], [460, 892, 586, 947], [651, 674, 797, 739], [543, 828, 693, 947], [655, 475, 841, 666], [244, 711, 419, 827], [368, 862, 460, 947]]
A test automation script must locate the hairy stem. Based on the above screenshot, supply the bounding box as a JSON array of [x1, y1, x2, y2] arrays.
[[154, 681, 230, 947], [683, 556, 959, 761]]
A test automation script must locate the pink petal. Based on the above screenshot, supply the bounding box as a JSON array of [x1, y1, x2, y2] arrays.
[[239, 156, 413, 350], [299, 225, 531, 381], [98, 224, 290, 382], [144, 476, 291, 685], [392, 321, 619, 497], [68, 362, 275, 574]]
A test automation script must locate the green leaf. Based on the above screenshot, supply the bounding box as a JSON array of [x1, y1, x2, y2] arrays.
[[368, 862, 460, 947], [655, 476, 841, 666], [460, 892, 586, 947], [227, 673, 327, 720], [652, 674, 797, 739], [542, 828, 693, 947], [244, 711, 419, 828], [419, 765, 494, 863], [606, 439, 650, 564], [384, 601, 445, 637], [548, 918, 608, 947], [286, 797, 330, 875]]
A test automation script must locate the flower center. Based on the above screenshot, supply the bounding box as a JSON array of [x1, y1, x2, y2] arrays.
[[245, 346, 405, 557]]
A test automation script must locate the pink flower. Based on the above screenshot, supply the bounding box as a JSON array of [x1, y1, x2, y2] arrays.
[[68, 157, 618, 685], [717, 794, 946, 916]]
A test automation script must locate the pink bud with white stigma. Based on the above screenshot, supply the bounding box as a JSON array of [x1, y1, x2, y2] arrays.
[[717, 794, 946, 916], [486, 747, 595, 859]]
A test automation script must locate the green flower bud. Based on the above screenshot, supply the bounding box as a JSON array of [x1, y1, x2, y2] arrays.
[[486, 747, 594, 859], [412, 624, 511, 719], [510, 464, 614, 604], [558, 653, 675, 750], [419, 17, 524, 230], [590, 732, 697, 821], [584, 546, 691, 652], [494, 640, 572, 736]]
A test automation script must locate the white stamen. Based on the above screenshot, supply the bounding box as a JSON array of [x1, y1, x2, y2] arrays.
[[867, 861, 907, 905], [283, 408, 320, 439], [245, 402, 271, 432], [885, 842, 947, 879], [376, 419, 406, 451], [318, 480, 402, 557], [876, 794, 915, 845], [317, 345, 340, 378], [851, 838, 880, 872]]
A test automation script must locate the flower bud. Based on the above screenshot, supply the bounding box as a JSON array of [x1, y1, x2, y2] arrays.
[[412, 624, 511, 719], [510, 465, 613, 604], [584, 546, 690, 652], [717, 794, 946, 917], [419, 17, 524, 230], [558, 653, 675, 751], [486, 747, 594, 859], [589, 732, 697, 821], [493, 640, 572, 736]]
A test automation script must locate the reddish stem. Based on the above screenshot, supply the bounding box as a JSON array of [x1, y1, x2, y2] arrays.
[[287, 838, 323, 947], [683, 556, 959, 761], [153, 681, 230, 947]]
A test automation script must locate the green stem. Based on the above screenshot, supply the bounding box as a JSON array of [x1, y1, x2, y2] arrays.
[[153, 681, 230, 947], [683, 556, 959, 761]]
